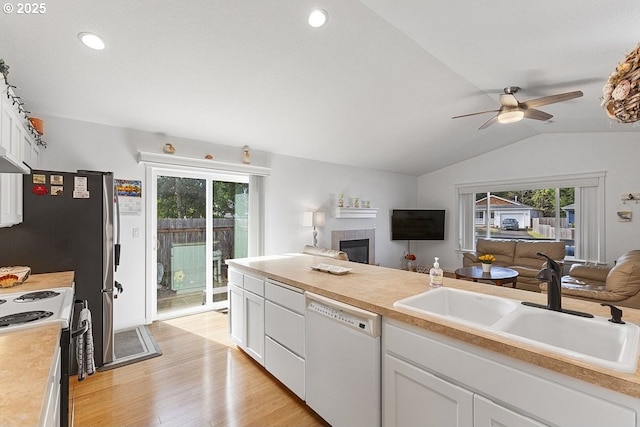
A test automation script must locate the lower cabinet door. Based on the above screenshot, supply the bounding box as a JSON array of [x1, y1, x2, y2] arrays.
[[243, 290, 264, 365], [265, 336, 305, 399], [228, 284, 244, 346], [474, 395, 546, 427], [384, 354, 473, 427]]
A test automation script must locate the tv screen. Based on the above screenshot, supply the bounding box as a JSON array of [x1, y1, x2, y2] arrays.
[[391, 209, 445, 241]]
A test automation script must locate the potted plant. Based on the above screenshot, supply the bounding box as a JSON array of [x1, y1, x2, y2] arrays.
[[478, 254, 496, 273], [405, 253, 416, 271]]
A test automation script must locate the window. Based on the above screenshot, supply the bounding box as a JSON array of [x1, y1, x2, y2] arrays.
[[456, 172, 605, 262]]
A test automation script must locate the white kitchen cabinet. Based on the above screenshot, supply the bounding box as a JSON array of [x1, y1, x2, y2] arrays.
[[474, 395, 546, 427], [40, 344, 61, 427], [384, 353, 473, 427], [0, 79, 36, 227], [383, 318, 639, 427], [22, 131, 40, 169], [0, 173, 22, 226], [227, 268, 265, 365], [264, 279, 305, 399], [228, 283, 244, 346], [243, 289, 264, 364]]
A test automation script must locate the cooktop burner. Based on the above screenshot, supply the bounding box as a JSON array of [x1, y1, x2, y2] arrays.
[[14, 290, 60, 303], [0, 311, 54, 327]]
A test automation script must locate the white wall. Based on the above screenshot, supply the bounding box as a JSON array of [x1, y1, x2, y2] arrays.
[[416, 132, 640, 273], [265, 154, 416, 264], [36, 115, 416, 329]]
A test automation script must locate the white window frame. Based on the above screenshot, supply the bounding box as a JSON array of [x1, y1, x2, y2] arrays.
[[455, 172, 606, 263]]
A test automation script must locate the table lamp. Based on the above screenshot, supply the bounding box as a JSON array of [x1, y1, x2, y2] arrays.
[[303, 210, 325, 246]]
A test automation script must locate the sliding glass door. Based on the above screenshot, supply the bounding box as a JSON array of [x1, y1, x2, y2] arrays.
[[151, 168, 249, 319]]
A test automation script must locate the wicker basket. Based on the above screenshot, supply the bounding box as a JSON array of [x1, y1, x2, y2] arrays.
[[603, 44, 640, 123], [602, 44, 640, 123]]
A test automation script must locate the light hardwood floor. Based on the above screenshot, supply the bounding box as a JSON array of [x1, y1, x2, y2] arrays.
[[69, 311, 329, 427]]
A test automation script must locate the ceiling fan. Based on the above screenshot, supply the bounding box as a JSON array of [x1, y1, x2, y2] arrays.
[[452, 86, 583, 130]]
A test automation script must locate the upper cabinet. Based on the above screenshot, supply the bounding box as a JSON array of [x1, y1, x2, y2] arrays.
[[0, 79, 41, 227], [0, 97, 30, 173]]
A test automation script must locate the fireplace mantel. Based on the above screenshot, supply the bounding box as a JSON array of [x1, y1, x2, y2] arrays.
[[333, 207, 378, 219]]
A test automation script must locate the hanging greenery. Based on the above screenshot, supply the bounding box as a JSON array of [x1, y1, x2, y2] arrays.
[[0, 58, 8, 79]]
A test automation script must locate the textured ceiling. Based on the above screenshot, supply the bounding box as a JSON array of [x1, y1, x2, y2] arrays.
[[1, 0, 638, 175]]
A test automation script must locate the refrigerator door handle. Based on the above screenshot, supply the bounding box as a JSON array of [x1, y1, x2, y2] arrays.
[[114, 281, 123, 299]]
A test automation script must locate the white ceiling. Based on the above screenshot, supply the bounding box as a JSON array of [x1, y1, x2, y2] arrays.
[[1, 0, 638, 176]]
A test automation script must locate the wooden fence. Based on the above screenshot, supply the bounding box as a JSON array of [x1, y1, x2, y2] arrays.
[[533, 217, 574, 240], [156, 218, 235, 288]]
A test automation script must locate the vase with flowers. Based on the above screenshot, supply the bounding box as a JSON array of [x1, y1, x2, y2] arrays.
[[405, 253, 416, 271], [478, 254, 496, 273]]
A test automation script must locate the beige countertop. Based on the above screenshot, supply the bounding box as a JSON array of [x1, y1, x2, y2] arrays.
[[0, 270, 75, 295], [227, 254, 640, 399], [0, 271, 74, 427]]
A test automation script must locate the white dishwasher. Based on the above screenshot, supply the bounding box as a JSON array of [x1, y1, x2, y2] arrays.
[[305, 292, 381, 427]]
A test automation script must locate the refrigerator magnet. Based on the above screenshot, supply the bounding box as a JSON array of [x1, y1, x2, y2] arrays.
[[74, 176, 87, 191], [51, 175, 63, 185], [51, 186, 63, 196], [33, 174, 46, 184], [32, 184, 48, 195]]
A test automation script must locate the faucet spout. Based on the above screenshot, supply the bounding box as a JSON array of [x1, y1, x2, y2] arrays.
[[536, 252, 562, 311], [522, 253, 594, 318]]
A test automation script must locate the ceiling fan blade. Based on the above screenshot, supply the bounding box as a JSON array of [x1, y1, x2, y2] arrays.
[[478, 115, 499, 130], [522, 91, 583, 109], [452, 109, 499, 119], [524, 109, 553, 121], [499, 93, 518, 107]]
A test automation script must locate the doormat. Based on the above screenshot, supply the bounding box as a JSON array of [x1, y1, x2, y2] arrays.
[[98, 325, 162, 371]]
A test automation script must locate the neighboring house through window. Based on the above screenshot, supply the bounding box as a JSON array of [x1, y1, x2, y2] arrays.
[[456, 172, 605, 263]]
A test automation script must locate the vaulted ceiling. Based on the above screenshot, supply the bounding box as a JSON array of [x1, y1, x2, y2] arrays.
[[1, 0, 638, 175]]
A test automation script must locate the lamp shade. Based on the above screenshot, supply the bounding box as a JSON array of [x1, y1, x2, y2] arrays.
[[304, 210, 325, 227]]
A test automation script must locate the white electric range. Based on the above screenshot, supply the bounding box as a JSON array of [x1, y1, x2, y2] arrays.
[[0, 287, 75, 333]]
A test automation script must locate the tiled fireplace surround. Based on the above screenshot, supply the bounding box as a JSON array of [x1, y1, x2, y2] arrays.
[[331, 228, 376, 265]]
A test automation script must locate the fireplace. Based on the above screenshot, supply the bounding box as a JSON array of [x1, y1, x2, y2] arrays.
[[340, 239, 369, 264], [331, 228, 376, 265]]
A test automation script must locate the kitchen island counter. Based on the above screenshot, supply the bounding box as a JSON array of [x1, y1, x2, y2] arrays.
[[0, 271, 74, 426], [227, 254, 640, 399]]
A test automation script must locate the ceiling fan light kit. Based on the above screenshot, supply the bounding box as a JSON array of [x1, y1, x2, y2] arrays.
[[602, 43, 640, 124], [497, 109, 524, 124], [452, 86, 583, 130]]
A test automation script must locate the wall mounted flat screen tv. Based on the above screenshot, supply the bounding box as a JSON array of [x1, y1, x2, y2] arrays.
[[391, 209, 445, 240]]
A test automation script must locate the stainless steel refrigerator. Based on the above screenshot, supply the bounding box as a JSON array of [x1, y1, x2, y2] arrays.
[[0, 169, 121, 368]]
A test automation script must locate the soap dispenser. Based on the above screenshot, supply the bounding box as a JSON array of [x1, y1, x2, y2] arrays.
[[429, 257, 444, 288]]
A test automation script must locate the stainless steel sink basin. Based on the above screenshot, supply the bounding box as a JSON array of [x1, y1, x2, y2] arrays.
[[394, 287, 640, 372], [393, 287, 519, 327], [497, 308, 640, 372]]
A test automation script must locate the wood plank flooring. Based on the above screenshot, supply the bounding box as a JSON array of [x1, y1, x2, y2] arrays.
[[69, 311, 329, 427]]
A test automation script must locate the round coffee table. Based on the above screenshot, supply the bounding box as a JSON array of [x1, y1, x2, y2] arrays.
[[454, 266, 519, 288]]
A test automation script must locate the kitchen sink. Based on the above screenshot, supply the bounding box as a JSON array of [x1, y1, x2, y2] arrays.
[[393, 287, 519, 327], [394, 287, 640, 372], [497, 308, 640, 373]]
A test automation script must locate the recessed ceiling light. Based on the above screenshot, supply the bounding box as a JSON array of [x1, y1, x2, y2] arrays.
[[78, 32, 106, 50], [308, 9, 327, 28]]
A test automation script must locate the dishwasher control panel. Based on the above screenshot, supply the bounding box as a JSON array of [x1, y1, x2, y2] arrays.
[[306, 298, 380, 336]]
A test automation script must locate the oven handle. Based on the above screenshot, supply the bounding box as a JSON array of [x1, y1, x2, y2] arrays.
[[72, 299, 90, 339]]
